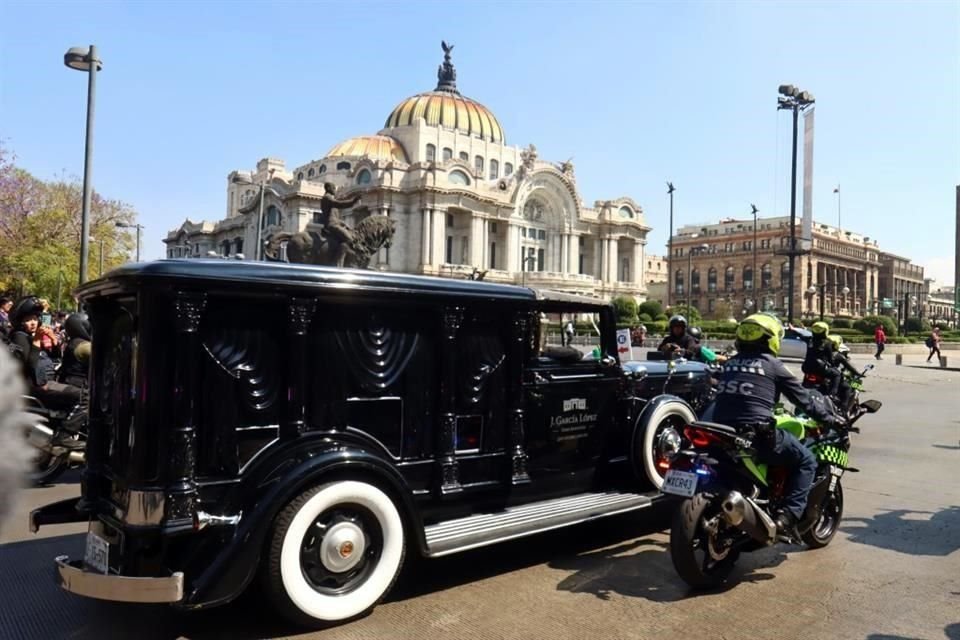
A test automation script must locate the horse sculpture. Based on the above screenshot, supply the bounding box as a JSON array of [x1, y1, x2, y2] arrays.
[[263, 215, 396, 269]]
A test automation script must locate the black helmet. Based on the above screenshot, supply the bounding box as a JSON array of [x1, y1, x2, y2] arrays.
[[668, 315, 687, 329], [9, 296, 44, 329], [65, 313, 92, 341], [687, 326, 702, 341]]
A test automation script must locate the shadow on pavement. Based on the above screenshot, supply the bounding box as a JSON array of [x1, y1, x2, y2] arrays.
[[549, 535, 788, 602], [867, 623, 960, 640], [843, 506, 960, 556], [0, 504, 681, 639], [932, 444, 960, 450]]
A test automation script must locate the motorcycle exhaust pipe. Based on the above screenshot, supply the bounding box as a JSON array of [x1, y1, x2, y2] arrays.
[[27, 423, 55, 452], [68, 451, 85, 464], [720, 491, 776, 544]]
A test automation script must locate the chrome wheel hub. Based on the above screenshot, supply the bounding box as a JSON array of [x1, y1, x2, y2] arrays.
[[656, 427, 682, 460], [320, 521, 367, 573]]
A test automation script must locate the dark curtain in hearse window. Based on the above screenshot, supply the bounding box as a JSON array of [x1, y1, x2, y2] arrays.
[[197, 300, 284, 475], [454, 312, 507, 453], [309, 306, 437, 460]]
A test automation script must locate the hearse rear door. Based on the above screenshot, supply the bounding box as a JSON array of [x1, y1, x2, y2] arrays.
[[522, 306, 620, 490]]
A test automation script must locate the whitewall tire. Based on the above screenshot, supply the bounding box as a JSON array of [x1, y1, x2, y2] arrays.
[[263, 480, 406, 626], [634, 400, 697, 490]]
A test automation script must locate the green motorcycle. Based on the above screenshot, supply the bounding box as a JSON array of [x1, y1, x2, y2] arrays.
[[663, 397, 881, 589]]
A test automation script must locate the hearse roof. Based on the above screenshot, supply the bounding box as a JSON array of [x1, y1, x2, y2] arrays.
[[77, 260, 609, 308]]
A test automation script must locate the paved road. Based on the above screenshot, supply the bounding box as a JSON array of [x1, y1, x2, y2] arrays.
[[2, 355, 958, 640]]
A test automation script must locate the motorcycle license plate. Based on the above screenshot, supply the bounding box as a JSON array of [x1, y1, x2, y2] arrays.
[[84, 531, 109, 575], [663, 470, 698, 497]]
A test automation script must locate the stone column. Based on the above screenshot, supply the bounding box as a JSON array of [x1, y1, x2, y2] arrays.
[[432, 209, 447, 266], [505, 222, 519, 273], [568, 234, 580, 276], [594, 236, 603, 281], [633, 240, 643, 284], [378, 206, 390, 267], [471, 217, 484, 267], [559, 233, 568, 273], [420, 208, 431, 267], [608, 237, 619, 283]]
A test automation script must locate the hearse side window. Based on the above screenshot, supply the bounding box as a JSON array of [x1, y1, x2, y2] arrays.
[[529, 308, 602, 365]]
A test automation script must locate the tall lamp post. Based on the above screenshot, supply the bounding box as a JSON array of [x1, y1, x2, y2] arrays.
[[64, 45, 102, 285], [750, 204, 759, 302], [232, 170, 277, 261], [777, 84, 815, 324], [116, 222, 143, 261], [666, 181, 676, 308], [521, 255, 537, 288], [807, 283, 849, 321]]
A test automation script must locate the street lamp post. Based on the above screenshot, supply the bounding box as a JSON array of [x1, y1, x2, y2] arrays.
[[232, 170, 276, 261], [807, 283, 848, 321], [116, 222, 143, 261], [521, 255, 537, 287], [777, 84, 815, 325], [666, 181, 675, 309], [64, 45, 103, 285], [750, 204, 759, 299]]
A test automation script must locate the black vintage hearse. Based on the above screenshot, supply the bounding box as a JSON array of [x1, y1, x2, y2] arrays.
[[31, 260, 711, 626]]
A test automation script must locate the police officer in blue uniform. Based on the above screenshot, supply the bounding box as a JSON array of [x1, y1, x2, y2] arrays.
[[710, 313, 841, 539]]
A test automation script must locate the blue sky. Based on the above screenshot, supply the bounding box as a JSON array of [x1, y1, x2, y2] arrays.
[[1, 1, 958, 284]]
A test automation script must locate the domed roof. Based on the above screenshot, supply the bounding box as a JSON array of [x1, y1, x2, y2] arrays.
[[385, 92, 504, 144], [383, 42, 504, 144], [325, 135, 408, 163]]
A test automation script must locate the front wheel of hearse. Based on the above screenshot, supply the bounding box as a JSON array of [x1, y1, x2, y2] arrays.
[[262, 480, 406, 628], [633, 399, 697, 490], [670, 494, 740, 589], [801, 480, 844, 549]]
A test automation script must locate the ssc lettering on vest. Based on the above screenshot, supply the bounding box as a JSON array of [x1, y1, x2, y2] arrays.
[[717, 381, 755, 396]]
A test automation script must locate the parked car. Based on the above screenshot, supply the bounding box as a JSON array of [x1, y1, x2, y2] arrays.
[[780, 327, 812, 360], [31, 260, 712, 628]]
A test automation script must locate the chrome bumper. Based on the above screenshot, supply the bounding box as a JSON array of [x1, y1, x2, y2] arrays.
[[55, 556, 184, 603]]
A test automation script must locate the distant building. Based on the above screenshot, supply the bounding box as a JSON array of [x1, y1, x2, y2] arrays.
[[644, 254, 668, 305], [671, 216, 884, 319], [926, 281, 957, 328], [876, 252, 926, 323]]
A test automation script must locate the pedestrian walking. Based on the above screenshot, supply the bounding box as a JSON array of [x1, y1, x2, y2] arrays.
[[874, 324, 886, 360], [563, 320, 575, 347], [926, 327, 942, 363]]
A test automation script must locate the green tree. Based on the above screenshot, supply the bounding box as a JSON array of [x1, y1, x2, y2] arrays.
[[666, 304, 702, 325], [638, 300, 663, 319], [0, 143, 137, 306], [854, 315, 897, 336], [612, 295, 639, 325]]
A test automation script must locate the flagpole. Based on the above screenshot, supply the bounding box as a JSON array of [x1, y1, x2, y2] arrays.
[[835, 184, 841, 231]]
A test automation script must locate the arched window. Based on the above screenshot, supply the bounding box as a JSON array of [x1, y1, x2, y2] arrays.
[[504, 162, 514, 176], [675, 269, 685, 295], [762, 263, 772, 289], [426, 144, 436, 162], [266, 205, 281, 227], [336, 161, 351, 171], [743, 266, 754, 291], [618, 206, 633, 219], [489, 159, 499, 180], [724, 266, 735, 291], [318, 164, 327, 174], [449, 170, 470, 185], [806, 262, 813, 288], [308, 168, 315, 177], [297, 172, 304, 181], [780, 261, 790, 286], [474, 155, 484, 176], [691, 268, 701, 292], [459, 151, 469, 162], [442, 147, 453, 162], [708, 267, 718, 292], [356, 169, 372, 185]]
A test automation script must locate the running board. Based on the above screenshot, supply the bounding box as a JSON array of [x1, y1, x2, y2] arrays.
[[424, 490, 658, 557]]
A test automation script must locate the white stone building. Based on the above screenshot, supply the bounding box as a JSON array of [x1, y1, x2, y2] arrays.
[[165, 45, 650, 299]]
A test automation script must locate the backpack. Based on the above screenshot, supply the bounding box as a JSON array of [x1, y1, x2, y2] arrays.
[[925, 337, 934, 348]]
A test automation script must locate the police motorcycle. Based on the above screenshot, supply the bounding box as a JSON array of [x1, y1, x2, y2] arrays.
[[802, 334, 874, 422]]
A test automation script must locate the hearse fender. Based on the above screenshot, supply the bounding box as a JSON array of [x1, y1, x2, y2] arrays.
[[182, 443, 424, 609]]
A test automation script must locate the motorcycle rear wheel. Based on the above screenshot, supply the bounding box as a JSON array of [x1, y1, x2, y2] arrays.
[[802, 481, 843, 549], [670, 494, 740, 589]]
